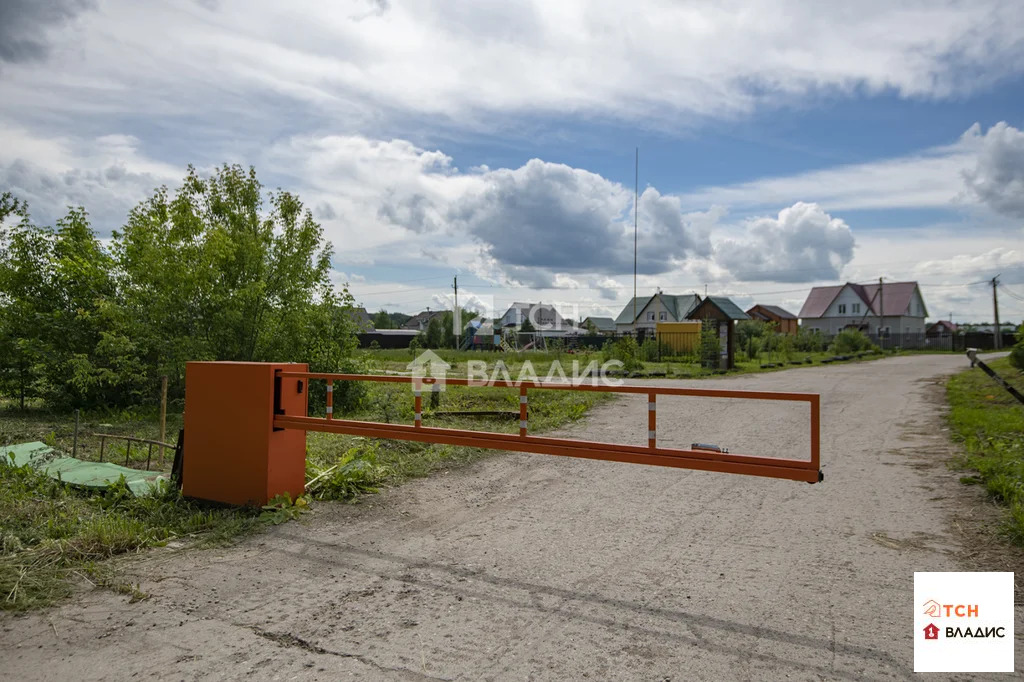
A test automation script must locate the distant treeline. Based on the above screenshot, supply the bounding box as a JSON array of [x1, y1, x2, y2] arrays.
[[0, 165, 362, 410]]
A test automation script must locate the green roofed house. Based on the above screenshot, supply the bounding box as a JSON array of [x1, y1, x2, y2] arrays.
[[615, 292, 702, 335], [581, 316, 616, 335], [686, 296, 751, 369]]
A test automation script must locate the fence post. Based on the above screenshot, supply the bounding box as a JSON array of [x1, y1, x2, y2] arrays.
[[159, 375, 168, 465], [648, 393, 656, 448], [72, 408, 80, 458], [519, 386, 528, 437]]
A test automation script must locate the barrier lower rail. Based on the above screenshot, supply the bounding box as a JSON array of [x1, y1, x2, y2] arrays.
[[274, 371, 822, 484]]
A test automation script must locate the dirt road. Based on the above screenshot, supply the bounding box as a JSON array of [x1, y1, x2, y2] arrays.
[[3, 354, 1020, 680]]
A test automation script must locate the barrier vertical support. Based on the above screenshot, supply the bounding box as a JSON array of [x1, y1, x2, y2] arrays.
[[414, 381, 422, 429], [648, 393, 656, 449], [810, 394, 820, 475], [326, 380, 334, 420], [519, 386, 528, 437]]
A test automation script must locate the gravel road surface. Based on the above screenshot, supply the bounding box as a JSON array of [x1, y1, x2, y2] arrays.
[[3, 354, 1021, 680]]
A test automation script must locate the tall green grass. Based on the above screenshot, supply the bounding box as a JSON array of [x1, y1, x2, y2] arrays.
[[946, 357, 1024, 544]]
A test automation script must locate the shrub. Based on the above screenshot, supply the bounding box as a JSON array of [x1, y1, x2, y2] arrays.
[[640, 338, 659, 362], [602, 336, 643, 372], [831, 329, 874, 354], [794, 327, 826, 352]]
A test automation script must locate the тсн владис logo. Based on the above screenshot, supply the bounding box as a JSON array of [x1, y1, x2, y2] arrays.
[[920, 600, 1007, 640]]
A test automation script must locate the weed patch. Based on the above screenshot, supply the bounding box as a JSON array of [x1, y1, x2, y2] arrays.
[[0, 459, 264, 611]]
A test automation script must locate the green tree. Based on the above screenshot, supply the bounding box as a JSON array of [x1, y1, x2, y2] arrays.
[[424, 316, 443, 348], [699, 319, 721, 369], [0, 206, 131, 408], [113, 164, 347, 397], [372, 309, 394, 329], [520, 317, 536, 332]]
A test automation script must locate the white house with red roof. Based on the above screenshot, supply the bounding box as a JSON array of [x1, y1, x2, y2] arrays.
[[798, 281, 928, 336]]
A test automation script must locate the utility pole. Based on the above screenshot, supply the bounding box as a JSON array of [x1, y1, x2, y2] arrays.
[[992, 275, 1001, 350], [453, 275, 460, 348], [633, 147, 638, 336], [878, 277, 884, 339]]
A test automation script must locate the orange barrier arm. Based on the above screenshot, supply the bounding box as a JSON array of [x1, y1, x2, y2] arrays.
[[275, 372, 823, 485]]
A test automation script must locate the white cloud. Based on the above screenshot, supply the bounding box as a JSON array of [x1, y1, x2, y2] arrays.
[[714, 202, 855, 282], [2, 1, 1024, 136], [914, 247, 1024, 282], [962, 122, 1024, 218], [0, 124, 180, 230]]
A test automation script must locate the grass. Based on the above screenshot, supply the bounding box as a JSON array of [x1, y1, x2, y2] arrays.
[[946, 356, 1024, 544], [0, 460, 266, 612], [356, 346, 900, 379]]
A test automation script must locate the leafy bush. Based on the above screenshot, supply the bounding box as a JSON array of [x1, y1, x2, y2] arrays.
[[794, 327, 826, 352], [831, 329, 875, 354], [602, 337, 643, 372], [640, 338, 660, 362], [1009, 324, 1024, 372], [305, 441, 392, 501]]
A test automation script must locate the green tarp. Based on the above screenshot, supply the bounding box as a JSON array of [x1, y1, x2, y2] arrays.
[[2, 441, 169, 496]]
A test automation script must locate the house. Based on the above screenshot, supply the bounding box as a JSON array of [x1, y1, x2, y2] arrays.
[[798, 281, 928, 336], [686, 296, 751, 369], [581, 316, 616, 335], [746, 304, 798, 335], [926, 320, 958, 338], [499, 302, 565, 330], [614, 292, 702, 335], [402, 309, 445, 331], [343, 306, 374, 331]]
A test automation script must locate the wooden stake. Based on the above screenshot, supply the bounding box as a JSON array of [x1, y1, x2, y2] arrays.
[[159, 375, 168, 465]]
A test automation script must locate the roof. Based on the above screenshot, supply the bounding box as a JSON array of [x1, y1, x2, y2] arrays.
[[614, 296, 654, 324], [798, 285, 844, 318], [343, 306, 374, 331], [615, 293, 701, 324], [689, 296, 751, 321], [798, 281, 925, 318], [401, 310, 444, 329], [582, 316, 616, 331], [859, 281, 924, 317], [747, 304, 797, 320], [927, 320, 957, 333]]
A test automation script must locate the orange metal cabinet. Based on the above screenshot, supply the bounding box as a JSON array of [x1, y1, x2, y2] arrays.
[[183, 361, 308, 505]]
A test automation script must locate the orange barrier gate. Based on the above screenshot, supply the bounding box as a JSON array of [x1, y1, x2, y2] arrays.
[[182, 361, 822, 506]]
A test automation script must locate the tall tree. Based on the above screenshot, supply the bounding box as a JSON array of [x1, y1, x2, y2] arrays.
[[113, 164, 348, 395]]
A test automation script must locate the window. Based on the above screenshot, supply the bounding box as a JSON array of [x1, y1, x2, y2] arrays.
[[659, 311, 667, 321], [852, 303, 860, 314], [838, 304, 847, 314], [647, 312, 655, 321]]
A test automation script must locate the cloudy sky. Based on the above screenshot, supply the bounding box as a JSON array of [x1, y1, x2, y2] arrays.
[[2, 0, 1023, 322]]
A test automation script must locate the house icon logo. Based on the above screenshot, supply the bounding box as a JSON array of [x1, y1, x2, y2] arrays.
[[923, 623, 940, 640], [922, 599, 942, 617], [407, 350, 451, 392]]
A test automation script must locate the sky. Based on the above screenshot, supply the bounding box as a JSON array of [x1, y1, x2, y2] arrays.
[[1, 0, 1023, 323]]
